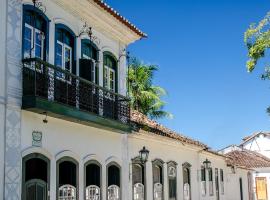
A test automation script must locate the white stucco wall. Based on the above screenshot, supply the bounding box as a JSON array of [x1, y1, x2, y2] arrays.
[[21, 110, 128, 200], [243, 134, 270, 158], [226, 168, 250, 200], [127, 132, 243, 200]]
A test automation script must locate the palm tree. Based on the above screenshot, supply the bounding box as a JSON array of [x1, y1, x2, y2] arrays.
[[128, 57, 172, 119]]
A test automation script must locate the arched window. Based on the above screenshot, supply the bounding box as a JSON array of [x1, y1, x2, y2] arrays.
[[132, 157, 145, 200], [57, 157, 78, 200], [85, 161, 101, 200], [22, 153, 50, 200], [54, 24, 76, 105], [78, 40, 99, 114], [152, 159, 164, 200], [80, 39, 99, 84], [55, 24, 76, 77], [182, 163, 191, 200], [107, 163, 121, 200], [167, 162, 177, 200], [22, 5, 49, 60], [103, 52, 117, 93]]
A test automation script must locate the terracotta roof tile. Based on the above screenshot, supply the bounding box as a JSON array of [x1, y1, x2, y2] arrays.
[[225, 149, 270, 169], [130, 110, 208, 148], [92, 0, 147, 38]]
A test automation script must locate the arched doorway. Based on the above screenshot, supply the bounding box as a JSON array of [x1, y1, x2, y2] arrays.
[[57, 158, 78, 200], [107, 163, 121, 200], [22, 153, 50, 200], [85, 161, 101, 200]]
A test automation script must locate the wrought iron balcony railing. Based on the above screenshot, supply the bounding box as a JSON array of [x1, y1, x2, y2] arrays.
[[22, 58, 130, 125]]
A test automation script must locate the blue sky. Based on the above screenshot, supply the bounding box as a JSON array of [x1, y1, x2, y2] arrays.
[[106, 0, 270, 150]]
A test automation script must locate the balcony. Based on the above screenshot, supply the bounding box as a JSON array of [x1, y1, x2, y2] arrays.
[[22, 58, 131, 132]]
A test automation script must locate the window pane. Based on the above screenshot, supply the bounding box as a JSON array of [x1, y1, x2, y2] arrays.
[[35, 46, 42, 59], [24, 26, 32, 57], [65, 47, 71, 72], [56, 43, 63, 67]]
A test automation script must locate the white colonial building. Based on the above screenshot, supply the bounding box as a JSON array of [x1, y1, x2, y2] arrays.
[[0, 0, 253, 200], [220, 132, 270, 200]]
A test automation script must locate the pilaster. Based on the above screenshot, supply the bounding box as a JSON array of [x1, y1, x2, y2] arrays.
[[4, 0, 22, 200], [146, 161, 153, 200], [0, 0, 7, 198], [163, 163, 168, 200]]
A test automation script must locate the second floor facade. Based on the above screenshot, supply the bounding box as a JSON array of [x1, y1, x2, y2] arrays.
[[18, 0, 146, 131]]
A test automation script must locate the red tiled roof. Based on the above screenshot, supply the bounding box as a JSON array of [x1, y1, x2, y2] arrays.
[[92, 0, 147, 38], [225, 149, 270, 169], [130, 110, 208, 148]]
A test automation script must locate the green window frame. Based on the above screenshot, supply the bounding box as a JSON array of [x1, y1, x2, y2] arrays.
[[103, 52, 118, 93]]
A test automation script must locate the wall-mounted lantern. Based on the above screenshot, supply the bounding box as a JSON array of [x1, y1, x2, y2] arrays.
[[203, 159, 211, 169], [139, 146, 149, 164]]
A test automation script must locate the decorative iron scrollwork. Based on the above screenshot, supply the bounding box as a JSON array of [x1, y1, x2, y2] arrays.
[[78, 22, 101, 46], [32, 0, 46, 13]]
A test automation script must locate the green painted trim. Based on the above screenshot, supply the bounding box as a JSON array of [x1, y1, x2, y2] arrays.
[[103, 51, 118, 93], [22, 96, 132, 133]]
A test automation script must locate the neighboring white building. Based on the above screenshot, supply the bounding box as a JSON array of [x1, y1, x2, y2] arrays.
[[0, 1, 252, 200], [220, 132, 270, 200]]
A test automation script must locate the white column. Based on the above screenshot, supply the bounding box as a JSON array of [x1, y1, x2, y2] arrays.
[[163, 163, 168, 200], [102, 162, 107, 200], [76, 38, 81, 76], [50, 158, 56, 200], [121, 134, 130, 200], [177, 164, 183, 200], [118, 53, 127, 96], [146, 161, 153, 200], [98, 50, 103, 87], [48, 20, 55, 64], [79, 161, 84, 200]]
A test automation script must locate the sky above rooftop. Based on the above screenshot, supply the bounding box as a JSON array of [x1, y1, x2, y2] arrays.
[[106, 0, 270, 150]]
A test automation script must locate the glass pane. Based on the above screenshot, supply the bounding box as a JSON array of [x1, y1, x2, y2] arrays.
[[109, 70, 115, 91], [24, 26, 32, 58], [25, 26, 32, 40], [56, 43, 63, 67], [35, 46, 42, 59], [104, 68, 108, 88], [65, 47, 71, 72], [82, 43, 91, 58]]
